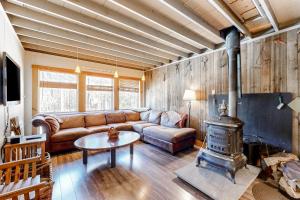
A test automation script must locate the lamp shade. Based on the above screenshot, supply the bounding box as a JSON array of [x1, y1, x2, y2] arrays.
[[288, 97, 300, 112], [183, 89, 196, 101]]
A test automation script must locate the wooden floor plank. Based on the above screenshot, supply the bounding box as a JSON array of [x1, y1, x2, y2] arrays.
[[51, 142, 255, 200]]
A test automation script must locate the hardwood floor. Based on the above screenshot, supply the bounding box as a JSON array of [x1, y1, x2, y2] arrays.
[[51, 142, 255, 200]]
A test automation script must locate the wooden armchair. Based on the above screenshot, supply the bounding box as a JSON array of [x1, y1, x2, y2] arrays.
[[4, 138, 52, 181], [0, 157, 53, 200]]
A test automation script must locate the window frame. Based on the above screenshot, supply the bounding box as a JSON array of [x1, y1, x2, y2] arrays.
[[37, 68, 79, 113]]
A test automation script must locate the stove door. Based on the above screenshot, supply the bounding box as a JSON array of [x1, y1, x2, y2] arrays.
[[207, 126, 232, 155]]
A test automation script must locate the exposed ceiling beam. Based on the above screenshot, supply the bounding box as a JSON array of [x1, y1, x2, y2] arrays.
[[7, 0, 187, 57], [20, 38, 154, 69], [159, 0, 223, 42], [208, 0, 252, 37], [12, 20, 169, 63], [61, 0, 200, 53], [258, 0, 279, 31], [5, 9, 178, 60], [18, 34, 161, 66], [251, 0, 266, 18], [109, 0, 215, 49], [23, 43, 149, 71]]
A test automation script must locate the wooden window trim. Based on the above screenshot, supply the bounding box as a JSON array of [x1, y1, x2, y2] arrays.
[[32, 65, 144, 114]]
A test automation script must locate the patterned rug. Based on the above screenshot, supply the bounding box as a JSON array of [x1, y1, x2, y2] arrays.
[[175, 161, 260, 200], [252, 182, 288, 200]]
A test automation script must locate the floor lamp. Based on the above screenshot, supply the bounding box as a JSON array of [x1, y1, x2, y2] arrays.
[[183, 90, 197, 128]]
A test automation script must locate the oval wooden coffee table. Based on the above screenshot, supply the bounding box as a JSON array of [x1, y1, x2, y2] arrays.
[[74, 131, 140, 168]]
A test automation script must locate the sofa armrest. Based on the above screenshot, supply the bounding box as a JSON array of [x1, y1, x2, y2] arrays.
[[32, 115, 52, 151]]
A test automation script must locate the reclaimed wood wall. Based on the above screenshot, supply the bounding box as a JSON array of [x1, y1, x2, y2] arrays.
[[145, 29, 300, 154]]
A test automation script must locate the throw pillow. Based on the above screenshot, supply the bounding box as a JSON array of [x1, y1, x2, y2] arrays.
[[140, 111, 150, 121], [148, 110, 162, 124], [45, 116, 60, 134], [160, 111, 182, 128], [176, 113, 188, 128], [125, 112, 140, 121]]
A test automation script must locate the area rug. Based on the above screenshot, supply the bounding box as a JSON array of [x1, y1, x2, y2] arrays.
[[252, 182, 288, 200], [175, 161, 261, 200]]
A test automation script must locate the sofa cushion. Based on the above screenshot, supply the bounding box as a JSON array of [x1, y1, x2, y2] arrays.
[[51, 127, 90, 142], [160, 111, 181, 128], [132, 122, 158, 133], [85, 113, 106, 127], [45, 116, 60, 134], [148, 110, 162, 124], [86, 125, 110, 133], [143, 126, 195, 143], [59, 115, 85, 129], [126, 120, 147, 125], [108, 123, 132, 131], [140, 111, 150, 121], [125, 112, 140, 121], [105, 112, 126, 124]]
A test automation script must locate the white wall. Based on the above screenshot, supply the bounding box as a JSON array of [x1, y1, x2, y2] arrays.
[[24, 51, 144, 133], [0, 3, 24, 146]]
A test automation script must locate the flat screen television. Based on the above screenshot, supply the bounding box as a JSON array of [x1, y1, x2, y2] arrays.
[[0, 52, 21, 105]]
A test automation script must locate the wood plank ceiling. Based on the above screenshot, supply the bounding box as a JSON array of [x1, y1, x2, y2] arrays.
[[2, 0, 300, 71]]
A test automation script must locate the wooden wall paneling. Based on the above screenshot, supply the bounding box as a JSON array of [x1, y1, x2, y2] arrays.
[[32, 67, 38, 117], [280, 33, 288, 92], [287, 29, 299, 154], [145, 29, 300, 154], [78, 74, 86, 112], [298, 28, 300, 155], [241, 42, 248, 93], [221, 50, 228, 93], [261, 37, 272, 93], [190, 57, 201, 138], [252, 40, 262, 93]]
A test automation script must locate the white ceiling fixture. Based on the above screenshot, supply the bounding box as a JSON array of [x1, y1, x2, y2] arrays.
[[7, 0, 188, 57], [208, 0, 252, 37], [61, 0, 201, 53], [109, 0, 215, 50], [258, 0, 279, 32], [159, 0, 223, 42]]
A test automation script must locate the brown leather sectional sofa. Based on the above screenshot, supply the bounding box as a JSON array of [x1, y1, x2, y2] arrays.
[[32, 110, 196, 154]]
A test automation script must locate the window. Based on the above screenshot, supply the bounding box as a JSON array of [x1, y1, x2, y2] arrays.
[[119, 79, 140, 109], [39, 70, 78, 113], [86, 76, 113, 111]]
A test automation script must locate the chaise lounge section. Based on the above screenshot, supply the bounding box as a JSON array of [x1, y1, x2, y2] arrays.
[[32, 110, 196, 154]]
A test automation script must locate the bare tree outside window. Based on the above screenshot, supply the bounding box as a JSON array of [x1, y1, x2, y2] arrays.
[[119, 79, 140, 109], [39, 71, 78, 113], [86, 76, 113, 111]]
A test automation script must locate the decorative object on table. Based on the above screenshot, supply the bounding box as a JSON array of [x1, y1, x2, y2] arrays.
[[107, 127, 119, 140], [10, 116, 21, 135], [183, 89, 197, 127]]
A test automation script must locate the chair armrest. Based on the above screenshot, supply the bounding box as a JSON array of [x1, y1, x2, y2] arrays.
[[32, 115, 52, 151]]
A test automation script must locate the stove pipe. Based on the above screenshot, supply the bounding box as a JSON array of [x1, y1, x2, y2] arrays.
[[221, 27, 241, 117]]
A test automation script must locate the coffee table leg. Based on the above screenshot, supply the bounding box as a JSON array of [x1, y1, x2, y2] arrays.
[[83, 150, 88, 165], [111, 148, 116, 168], [130, 144, 134, 156]]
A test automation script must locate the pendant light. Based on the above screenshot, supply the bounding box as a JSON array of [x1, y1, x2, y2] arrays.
[[114, 57, 119, 78], [75, 48, 81, 73], [141, 73, 145, 81]]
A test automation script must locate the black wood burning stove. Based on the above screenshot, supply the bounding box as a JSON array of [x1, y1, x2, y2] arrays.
[[197, 101, 247, 183], [196, 27, 247, 183]]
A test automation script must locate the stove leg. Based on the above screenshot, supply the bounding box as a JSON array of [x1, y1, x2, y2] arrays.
[[196, 157, 201, 167], [229, 170, 236, 184]]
